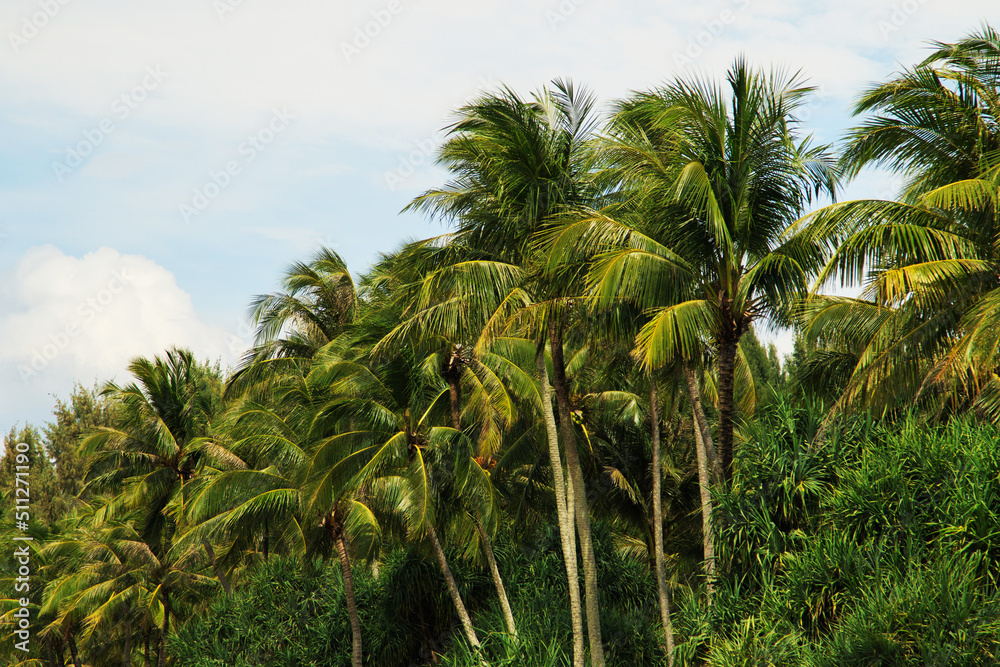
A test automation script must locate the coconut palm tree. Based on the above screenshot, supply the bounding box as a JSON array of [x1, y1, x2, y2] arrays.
[[246, 247, 358, 362], [407, 79, 608, 667], [183, 351, 387, 667], [80, 351, 238, 570], [77, 349, 240, 663], [40, 509, 215, 667], [306, 349, 488, 650], [363, 244, 535, 637], [549, 58, 839, 485], [797, 25, 1000, 419]]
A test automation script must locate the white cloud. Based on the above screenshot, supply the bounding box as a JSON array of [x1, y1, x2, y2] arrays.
[[0, 245, 244, 427]]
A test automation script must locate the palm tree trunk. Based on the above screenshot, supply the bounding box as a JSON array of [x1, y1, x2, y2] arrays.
[[46, 639, 57, 667], [686, 369, 716, 601], [336, 534, 364, 667], [473, 516, 517, 637], [203, 539, 233, 596], [550, 323, 606, 667], [144, 630, 151, 667], [123, 613, 132, 667], [57, 638, 66, 667], [446, 353, 516, 638], [68, 633, 82, 667], [649, 384, 676, 666], [536, 345, 585, 667], [158, 590, 170, 667], [717, 337, 739, 482], [448, 377, 462, 431], [685, 368, 721, 483], [427, 525, 481, 648]]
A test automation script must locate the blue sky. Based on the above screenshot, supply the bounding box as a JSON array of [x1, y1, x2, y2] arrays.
[[0, 0, 993, 434]]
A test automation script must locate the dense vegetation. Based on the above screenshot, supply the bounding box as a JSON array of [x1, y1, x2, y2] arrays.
[[3, 25, 1000, 667]]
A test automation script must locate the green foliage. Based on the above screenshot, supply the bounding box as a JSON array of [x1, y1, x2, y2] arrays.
[[676, 407, 1000, 666], [7, 26, 1000, 667]]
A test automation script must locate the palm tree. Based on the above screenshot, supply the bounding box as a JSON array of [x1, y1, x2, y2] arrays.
[[307, 350, 486, 649], [407, 79, 608, 667], [798, 25, 1000, 419], [227, 247, 359, 401], [550, 58, 839, 485], [41, 509, 215, 667], [184, 354, 385, 667], [246, 247, 357, 362], [78, 348, 239, 662]]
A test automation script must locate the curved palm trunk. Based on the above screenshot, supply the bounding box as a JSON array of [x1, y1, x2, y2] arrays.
[[717, 337, 739, 482], [536, 346, 585, 667], [550, 323, 605, 667], [427, 525, 481, 649], [685, 369, 716, 601], [157, 590, 170, 667], [473, 516, 517, 637], [336, 534, 364, 667], [144, 630, 150, 667], [446, 365, 517, 638], [649, 385, 676, 666], [46, 639, 56, 667]]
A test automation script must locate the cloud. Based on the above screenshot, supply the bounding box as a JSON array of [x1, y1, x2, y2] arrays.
[[0, 245, 244, 429]]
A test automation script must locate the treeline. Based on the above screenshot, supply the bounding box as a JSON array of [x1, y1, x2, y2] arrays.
[[3, 25, 1000, 667]]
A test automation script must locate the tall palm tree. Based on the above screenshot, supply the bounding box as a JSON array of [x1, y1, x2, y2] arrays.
[[550, 58, 839, 484], [407, 79, 608, 667]]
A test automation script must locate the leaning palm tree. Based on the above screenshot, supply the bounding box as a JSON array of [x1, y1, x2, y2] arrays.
[[364, 244, 532, 637], [549, 58, 839, 485], [228, 247, 359, 401], [797, 25, 1000, 419], [80, 349, 238, 592], [183, 353, 384, 667], [306, 349, 487, 650]]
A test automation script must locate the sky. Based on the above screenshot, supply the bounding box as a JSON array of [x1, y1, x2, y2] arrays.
[[0, 0, 994, 435]]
